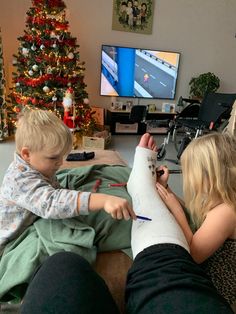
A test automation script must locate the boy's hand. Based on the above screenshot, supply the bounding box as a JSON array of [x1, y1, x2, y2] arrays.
[[103, 195, 136, 220]]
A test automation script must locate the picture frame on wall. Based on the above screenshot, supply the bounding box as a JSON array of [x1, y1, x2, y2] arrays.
[[112, 0, 154, 35]]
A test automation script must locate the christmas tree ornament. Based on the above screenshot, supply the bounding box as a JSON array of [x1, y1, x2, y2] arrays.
[[32, 98, 38, 105], [31, 44, 37, 51], [52, 96, 57, 102], [43, 86, 50, 93], [84, 98, 89, 104], [63, 87, 74, 110], [52, 43, 57, 49], [58, 34, 64, 42], [15, 82, 20, 87], [67, 52, 74, 59], [22, 47, 29, 55], [28, 70, 34, 76], [46, 66, 52, 74], [32, 64, 39, 71], [14, 106, 21, 113], [50, 31, 56, 38], [12, 58, 17, 65], [40, 44, 45, 50], [63, 87, 76, 129]]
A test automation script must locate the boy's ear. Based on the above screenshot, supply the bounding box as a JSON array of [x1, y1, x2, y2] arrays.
[[20, 147, 30, 162]]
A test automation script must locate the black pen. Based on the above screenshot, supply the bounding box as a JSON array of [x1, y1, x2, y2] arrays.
[[156, 169, 182, 176], [136, 215, 152, 221]]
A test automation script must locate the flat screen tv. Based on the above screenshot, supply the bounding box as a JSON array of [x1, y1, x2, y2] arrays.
[[100, 44, 180, 100]]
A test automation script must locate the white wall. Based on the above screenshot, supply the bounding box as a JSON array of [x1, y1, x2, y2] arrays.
[[0, 0, 236, 109]]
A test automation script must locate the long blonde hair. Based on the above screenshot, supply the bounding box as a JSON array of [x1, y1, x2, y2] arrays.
[[15, 109, 72, 156], [181, 132, 236, 227]]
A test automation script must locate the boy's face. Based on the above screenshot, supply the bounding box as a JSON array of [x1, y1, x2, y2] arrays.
[[21, 148, 64, 178]]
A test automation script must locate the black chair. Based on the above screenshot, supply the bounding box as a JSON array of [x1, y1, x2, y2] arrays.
[[129, 105, 147, 123], [156, 98, 200, 161], [172, 98, 201, 153], [128, 105, 147, 134], [173, 92, 236, 159], [176, 93, 236, 133], [176, 97, 201, 120]]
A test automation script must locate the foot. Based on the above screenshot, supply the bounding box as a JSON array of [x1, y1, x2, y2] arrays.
[[127, 134, 158, 197], [138, 133, 158, 151]]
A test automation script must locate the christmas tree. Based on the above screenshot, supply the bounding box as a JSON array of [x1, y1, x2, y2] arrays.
[[10, 0, 95, 135], [0, 27, 9, 141]]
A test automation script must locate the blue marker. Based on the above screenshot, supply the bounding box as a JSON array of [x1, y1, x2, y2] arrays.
[[136, 215, 152, 221]]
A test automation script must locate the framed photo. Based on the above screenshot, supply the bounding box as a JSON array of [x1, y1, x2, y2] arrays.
[[148, 104, 156, 112], [112, 0, 154, 35], [114, 101, 124, 110], [162, 103, 176, 113]]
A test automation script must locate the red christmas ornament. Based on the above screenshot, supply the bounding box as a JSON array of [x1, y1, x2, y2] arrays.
[[14, 106, 21, 113], [32, 98, 38, 105]]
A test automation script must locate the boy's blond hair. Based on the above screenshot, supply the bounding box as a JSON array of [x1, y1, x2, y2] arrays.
[[15, 110, 72, 156], [181, 132, 236, 228]]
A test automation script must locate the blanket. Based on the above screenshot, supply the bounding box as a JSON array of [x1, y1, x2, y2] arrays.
[[0, 164, 132, 303]]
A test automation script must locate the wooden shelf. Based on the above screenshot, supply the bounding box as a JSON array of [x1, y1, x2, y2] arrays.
[[106, 109, 176, 135]]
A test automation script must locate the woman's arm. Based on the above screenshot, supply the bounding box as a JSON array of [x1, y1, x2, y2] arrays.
[[156, 182, 193, 245], [156, 183, 235, 263], [189, 204, 235, 263], [156, 166, 185, 207]]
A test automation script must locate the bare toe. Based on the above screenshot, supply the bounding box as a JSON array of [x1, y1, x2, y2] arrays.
[[148, 135, 158, 151], [151, 143, 158, 152], [138, 133, 151, 148]]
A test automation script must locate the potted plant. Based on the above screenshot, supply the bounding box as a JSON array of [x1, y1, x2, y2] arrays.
[[189, 72, 220, 99]]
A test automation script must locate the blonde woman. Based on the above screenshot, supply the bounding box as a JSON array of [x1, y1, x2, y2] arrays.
[[156, 132, 236, 307]]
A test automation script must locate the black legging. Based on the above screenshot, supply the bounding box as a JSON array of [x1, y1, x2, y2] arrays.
[[20, 251, 119, 314], [20, 248, 233, 314], [125, 244, 233, 314]]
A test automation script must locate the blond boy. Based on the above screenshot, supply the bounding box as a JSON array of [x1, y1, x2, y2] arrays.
[[0, 110, 135, 254]]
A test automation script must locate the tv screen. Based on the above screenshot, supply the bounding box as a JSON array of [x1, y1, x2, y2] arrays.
[[100, 44, 180, 100]]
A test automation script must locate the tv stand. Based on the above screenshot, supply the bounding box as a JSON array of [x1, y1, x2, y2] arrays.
[[106, 109, 176, 135]]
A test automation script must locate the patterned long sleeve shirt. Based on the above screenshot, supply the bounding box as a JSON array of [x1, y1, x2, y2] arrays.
[[0, 153, 91, 255]]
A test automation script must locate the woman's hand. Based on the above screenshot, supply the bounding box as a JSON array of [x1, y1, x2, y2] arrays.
[[156, 182, 193, 249], [156, 165, 169, 188], [156, 182, 183, 213]]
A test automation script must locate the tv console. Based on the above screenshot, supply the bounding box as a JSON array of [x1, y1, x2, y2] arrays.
[[106, 109, 177, 135]]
